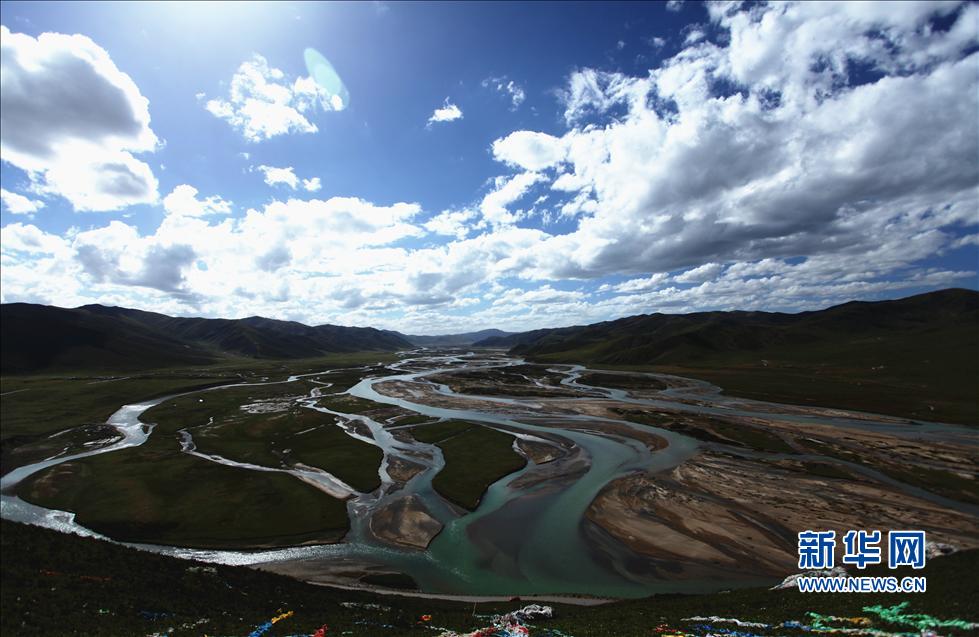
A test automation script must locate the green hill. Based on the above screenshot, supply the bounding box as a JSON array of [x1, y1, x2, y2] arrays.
[[0, 303, 412, 374], [477, 289, 979, 424]]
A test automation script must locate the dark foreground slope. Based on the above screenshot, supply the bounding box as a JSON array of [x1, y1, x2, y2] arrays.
[[0, 303, 411, 373], [478, 289, 979, 424], [3, 521, 977, 636]]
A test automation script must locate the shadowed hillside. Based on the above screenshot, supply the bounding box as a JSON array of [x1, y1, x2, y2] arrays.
[[477, 289, 979, 424], [3, 520, 977, 637], [398, 328, 513, 347], [0, 304, 412, 374]]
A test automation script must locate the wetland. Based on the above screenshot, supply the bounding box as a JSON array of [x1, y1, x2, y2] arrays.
[[2, 349, 977, 599]]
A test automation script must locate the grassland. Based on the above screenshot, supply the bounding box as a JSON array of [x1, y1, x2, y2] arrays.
[[4, 353, 398, 548], [143, 383, 384, 493], [1, 352, 397, 474], [4, 520, 978, 637], [0, 372, 237, 475], [537, 334, 978, 425], [411, 420, 527, 510], [512, 290, 979, 426], [16, 434, 350, 549], [289, 423, 384, 493], [576, 372, 668, 391], [317, 393, 384, 414], [615, 409, 798, 454]]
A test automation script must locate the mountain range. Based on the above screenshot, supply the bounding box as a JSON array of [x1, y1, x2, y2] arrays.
[[476, 288, 978, 424], [0, 303, 412, 373], [2, 289, 976, 391], [475, 288, 979, 364], [398, 329, 513, 347]]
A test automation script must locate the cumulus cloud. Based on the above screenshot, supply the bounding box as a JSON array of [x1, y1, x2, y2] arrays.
[[482, 76, 526, 109], [509, 1, 979, 284], [480, 172, 545, 226], [1, 222, 68, 255], [1, 188, 44, 215], [424, 209, 477, 240], [2, 2, 976, 331], [2, 194, 427, 311], [162, 185, 232, 218], [0, 26, 159, 211], [492, 131, 567, 171], [256, 164, 299, 189], [254, 165, 323, 192], [205, 54, 334, 141], [70, 220, 200, 300], [427, 98, 463, 125], [674, 262, 724, 284]]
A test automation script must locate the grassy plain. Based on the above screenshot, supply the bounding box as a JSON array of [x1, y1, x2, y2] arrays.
[[143, 383, 384, 493], [411, 420, 527, 510], [4, 353, 397, 548], [16, 434, 350, 549], [534, 336, 979, 426]]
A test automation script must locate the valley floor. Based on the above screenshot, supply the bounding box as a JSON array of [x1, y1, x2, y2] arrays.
[[1, 349, 977, 623]]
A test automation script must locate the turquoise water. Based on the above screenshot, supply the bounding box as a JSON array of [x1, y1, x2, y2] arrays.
[[3, 352, 970, 598]]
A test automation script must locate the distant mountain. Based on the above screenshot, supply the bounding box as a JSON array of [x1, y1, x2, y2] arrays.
[[475, 329, 552, 349], [399, 328, 514, 347], [476, 289, 979, 364], [0, 304, 412, 374]]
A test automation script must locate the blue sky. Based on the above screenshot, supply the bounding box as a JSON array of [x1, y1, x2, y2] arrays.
[[1, 1, 977, 333]]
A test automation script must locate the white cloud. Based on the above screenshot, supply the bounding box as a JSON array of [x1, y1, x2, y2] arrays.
[[559, 68, 648, 125], [1, 222, 68, 255], [303, 177, 322, 192], [950, 234, 979, 249], [424, 209, 477, 240], [256, 164, 299, 189], [205, 54, 335, 142], [0, 26, 159, 211], [480, 172, 544, 226], [666, 0, 684, 12], [492, 131, 567, 171], [601, 272, 670, 294], [162, 185, 232, 218], [427, 98, 463, 125], [482, 76, 526, 110], [674, 262, 724, 283], [2, 2, 976, 331], [493, 285, 585, 306], [1, 189, 44, 215], [505, 2, 979, 283]]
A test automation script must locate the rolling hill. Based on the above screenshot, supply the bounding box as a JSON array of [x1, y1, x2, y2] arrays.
[[476, 288, 979, 424], [398, 328, 513, 347], [0, 303, 412, 374]]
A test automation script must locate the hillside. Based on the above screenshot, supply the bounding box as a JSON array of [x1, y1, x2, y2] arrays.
[[476, 289, 979, 424], [3, 520, 977, 636], [399, 328, 513, 347], [0, 304, 412, 374]]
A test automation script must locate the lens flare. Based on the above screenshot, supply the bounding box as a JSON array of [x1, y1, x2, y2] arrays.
[[304, 47, 349, 110]]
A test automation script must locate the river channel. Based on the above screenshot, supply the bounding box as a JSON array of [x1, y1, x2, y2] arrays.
[[2, 351, 974, 598]]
